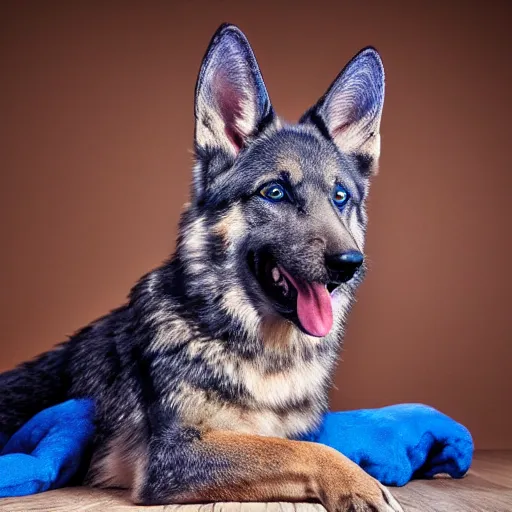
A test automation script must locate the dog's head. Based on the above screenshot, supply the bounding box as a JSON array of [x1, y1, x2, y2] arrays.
[[178, 24, 385, 341]]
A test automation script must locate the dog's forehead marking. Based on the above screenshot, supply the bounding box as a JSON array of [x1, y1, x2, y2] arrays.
[[275, 151, 303, 184], [273, 127, 342, 186], [246, 126, 343, 191]]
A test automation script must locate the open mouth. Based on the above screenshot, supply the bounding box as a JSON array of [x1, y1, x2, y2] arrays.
[[249, 251, 335, 338]]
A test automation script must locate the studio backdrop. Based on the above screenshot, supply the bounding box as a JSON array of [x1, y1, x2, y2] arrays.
[[1, 0, 511, 450]]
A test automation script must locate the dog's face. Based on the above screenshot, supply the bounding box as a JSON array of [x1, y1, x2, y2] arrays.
[[184, 24, 385, 339]]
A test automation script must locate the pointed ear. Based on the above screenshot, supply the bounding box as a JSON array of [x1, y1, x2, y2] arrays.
[[301, 47, 385, 175], [194, 24, 274, 158]]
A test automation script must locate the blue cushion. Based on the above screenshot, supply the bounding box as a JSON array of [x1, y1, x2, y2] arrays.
[[300, 403, 474, 486], [0, 399, 95, 497]]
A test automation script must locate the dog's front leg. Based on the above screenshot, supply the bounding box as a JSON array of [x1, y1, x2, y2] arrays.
[[133, 427, 402, 512]]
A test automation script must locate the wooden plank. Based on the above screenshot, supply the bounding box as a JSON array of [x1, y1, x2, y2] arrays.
[[0, 451, 510, 511], [0, 489, 325, 512]]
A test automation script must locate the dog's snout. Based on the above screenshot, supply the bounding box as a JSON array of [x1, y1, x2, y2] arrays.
[[325, 250, 364, 282]]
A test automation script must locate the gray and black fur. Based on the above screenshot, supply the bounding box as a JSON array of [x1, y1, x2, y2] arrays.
[[0, 24, 391, 509]]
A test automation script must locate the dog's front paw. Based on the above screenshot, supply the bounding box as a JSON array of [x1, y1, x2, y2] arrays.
[[318, 448, 404, 512], [328, 476, 403, 512], [375, 482, 404, 512]]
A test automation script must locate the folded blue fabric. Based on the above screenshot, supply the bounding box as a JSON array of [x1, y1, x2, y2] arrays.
[[0, 399, 95, 497], [300, 403, 474, 486], [0, 400, 473, 497]]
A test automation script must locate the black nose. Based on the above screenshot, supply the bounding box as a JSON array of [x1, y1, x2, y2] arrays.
[[325, 250, 364, 282]]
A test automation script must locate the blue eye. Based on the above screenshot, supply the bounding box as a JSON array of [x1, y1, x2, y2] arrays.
[[333, 184, 350, 208], [260, 183, 286, 202]]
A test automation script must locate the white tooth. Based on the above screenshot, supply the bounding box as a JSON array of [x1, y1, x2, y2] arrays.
[[271, 267, 281, 282]]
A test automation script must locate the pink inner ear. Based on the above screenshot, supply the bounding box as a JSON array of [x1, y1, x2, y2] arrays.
[[213, 72, 246, 151], [331, 121, 352, 139]]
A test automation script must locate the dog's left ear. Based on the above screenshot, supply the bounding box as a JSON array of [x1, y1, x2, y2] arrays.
[[194, 23, 274, 158], [301, 47, 385, 175]]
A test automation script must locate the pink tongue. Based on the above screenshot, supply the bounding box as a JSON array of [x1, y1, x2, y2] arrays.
[[279, 267, 333, 337]]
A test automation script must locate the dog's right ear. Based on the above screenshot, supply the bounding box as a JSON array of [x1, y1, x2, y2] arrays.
[[193, 24, 274, 195]]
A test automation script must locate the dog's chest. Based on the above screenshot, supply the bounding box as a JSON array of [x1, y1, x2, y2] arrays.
[[173, 345, 332, 439], [240, 356, 329, 410]]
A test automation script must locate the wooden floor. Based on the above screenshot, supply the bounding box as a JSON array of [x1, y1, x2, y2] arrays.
[[0, 451, 510, 512]]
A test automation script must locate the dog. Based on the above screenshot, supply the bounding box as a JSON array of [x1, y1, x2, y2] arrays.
[[0, 23, 403, 511]]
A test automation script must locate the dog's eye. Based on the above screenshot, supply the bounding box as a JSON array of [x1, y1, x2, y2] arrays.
[[332, 184, 350, 208], [260, 183, 286, 202]]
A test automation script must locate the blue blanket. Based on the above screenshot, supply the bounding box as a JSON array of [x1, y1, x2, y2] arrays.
[[0, 400, 473, 498], [0, 400, 95, 497], [299, 403, 473, 486]]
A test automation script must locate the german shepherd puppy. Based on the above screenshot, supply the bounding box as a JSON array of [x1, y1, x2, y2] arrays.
[[0, 24, 402, 511]]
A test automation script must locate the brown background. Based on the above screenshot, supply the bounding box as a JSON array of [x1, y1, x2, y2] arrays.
[[1, 1, 511, 449]]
